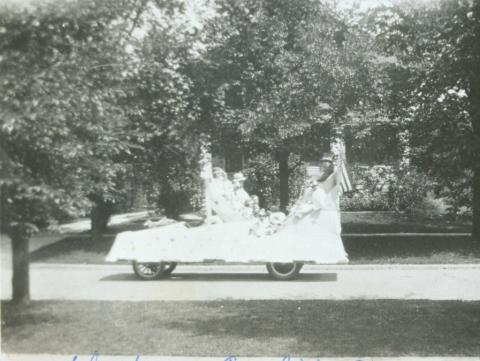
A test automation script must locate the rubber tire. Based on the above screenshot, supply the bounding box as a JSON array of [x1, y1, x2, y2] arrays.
[[266, 262, 303, 280], [132, 262, 166, 280], [162, 262, 177, 275]]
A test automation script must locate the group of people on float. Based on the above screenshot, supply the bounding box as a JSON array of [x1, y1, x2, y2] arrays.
[[143, 153, 348, 262], [206, 155, 341, 239], [207, 166, 282, 234]]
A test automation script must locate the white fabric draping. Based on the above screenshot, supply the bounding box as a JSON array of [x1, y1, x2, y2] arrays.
[[106, 172, 348, 264]]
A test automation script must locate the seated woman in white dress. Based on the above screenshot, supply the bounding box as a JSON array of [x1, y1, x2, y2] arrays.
[[206, 168, 251, 222]]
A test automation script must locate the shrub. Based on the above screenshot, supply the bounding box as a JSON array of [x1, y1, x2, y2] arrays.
[[341, 191, 391, 211], [243, 154, 280, 209], [243, 153, 306, 210], [436, 171, 473, 218], [157, 174, 203, 218], [341, 164, 437, 213], [386, 167, 436, 213]]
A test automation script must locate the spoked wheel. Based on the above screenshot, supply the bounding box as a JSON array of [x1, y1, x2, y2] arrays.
[[266, 262, 303, 280], [132, 262, 176, 280], [162, 262, 177, 276]]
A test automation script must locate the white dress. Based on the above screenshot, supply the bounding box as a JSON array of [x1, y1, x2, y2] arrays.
[[206, 179, 247, 222], [259, 174, 348, 262]]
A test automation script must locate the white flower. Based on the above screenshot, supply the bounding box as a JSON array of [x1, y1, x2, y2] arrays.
[[125, 44, 134, 54], [457, 89, 467, 98], [446, 88, 468, 98]]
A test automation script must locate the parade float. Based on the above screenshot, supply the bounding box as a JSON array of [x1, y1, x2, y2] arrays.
[[106, 145, 349, 280]]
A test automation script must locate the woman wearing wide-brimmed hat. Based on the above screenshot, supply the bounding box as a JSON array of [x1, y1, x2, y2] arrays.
[[257, 158, 348, 263]]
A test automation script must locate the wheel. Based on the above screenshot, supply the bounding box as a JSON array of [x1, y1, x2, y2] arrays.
[[162, 262, 177, 275], [132, 261, 167, 280], [266, 262, 303, 280]]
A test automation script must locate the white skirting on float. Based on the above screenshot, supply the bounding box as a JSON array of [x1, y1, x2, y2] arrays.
[[105, 217, 349, 264]]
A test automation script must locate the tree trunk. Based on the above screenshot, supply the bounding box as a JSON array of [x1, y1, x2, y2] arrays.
[[472, 100, 480, 243], [90, 210, 103, 242], [90, 199, 113, 242], [473, 166, 480, 243], [11, 230, 30, 304], [278, 151, 290, 213], [470, 79, 480, 243]]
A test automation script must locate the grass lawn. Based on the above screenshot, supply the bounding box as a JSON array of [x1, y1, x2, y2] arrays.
[[2, 300, 480, 356], [340, 211, 471, 233], [344, 235, 480, 264]]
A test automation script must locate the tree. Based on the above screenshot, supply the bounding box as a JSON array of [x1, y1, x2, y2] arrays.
[[123, 6, 205, 218], [0, 0, 183, 303], [367, 0, 480, 240], [197, 0, 374, 211], [0, 0, 118, 303]]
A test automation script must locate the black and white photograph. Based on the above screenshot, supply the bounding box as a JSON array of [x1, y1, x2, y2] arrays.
[[1, 0, 479, 360]]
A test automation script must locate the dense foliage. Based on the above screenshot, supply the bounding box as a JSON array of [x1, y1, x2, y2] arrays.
[[0, 0, 198, 302], [1, 1, 134, 232], [196, 0, 375, 210], [364, 0, 480, 235]]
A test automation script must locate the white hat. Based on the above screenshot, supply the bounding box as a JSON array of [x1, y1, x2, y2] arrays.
[[233, 172, 247, 182], [306, 166, 321, 177]]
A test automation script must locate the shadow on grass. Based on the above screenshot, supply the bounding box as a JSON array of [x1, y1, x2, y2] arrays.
[[29, 222, 147, 264], [1, 305, 63, 328], [30, 235, 116, 264], [160, 299, 480, 356], [344, 235, 480, 263], [100, 272, 338, 282], [341, 212, 472, 233], [3, 300, 480, 356]]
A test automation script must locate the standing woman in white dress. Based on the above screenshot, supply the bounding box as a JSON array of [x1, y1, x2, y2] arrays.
[[263, 158, 348, 263]]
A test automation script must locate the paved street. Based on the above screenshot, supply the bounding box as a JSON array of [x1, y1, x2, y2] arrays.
[[2, 263, 480, 301]]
